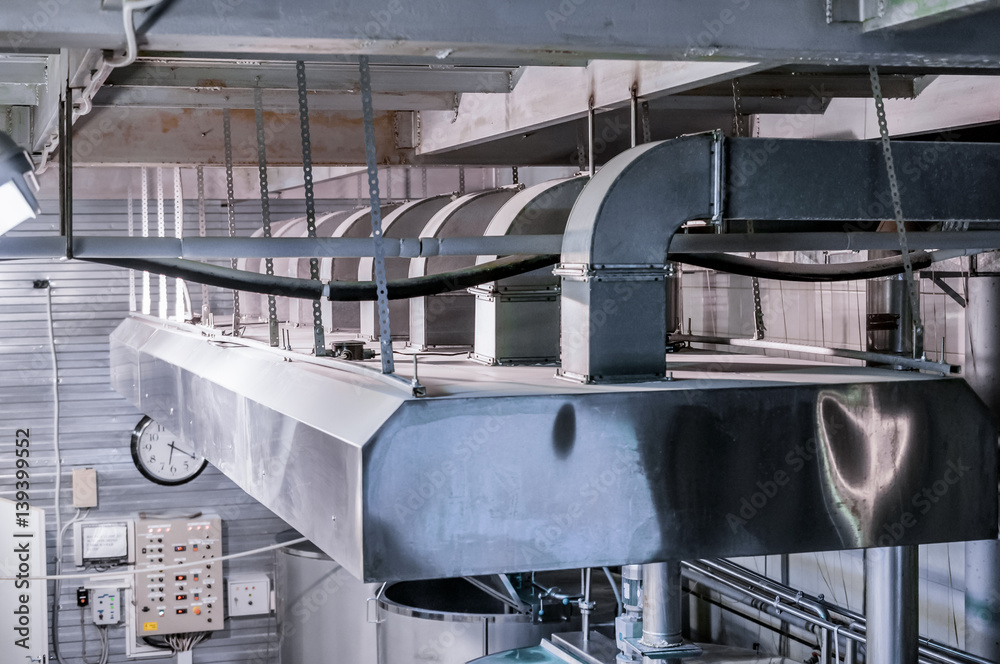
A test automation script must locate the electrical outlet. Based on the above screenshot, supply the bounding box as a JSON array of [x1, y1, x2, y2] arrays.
[[91, 587, 121, 625], [227, 574, 271, 617]]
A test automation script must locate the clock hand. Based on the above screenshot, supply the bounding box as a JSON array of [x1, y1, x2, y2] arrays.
[[170, 442, 198, 460], [168, 442, 175, 465]]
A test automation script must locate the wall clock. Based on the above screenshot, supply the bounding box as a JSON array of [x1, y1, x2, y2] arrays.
[[130, 416, 208, 486]]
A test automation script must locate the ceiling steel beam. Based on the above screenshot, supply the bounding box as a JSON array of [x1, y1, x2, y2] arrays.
[[69, 107, 403, 166], [864, 0, 1000, 31], [0, 83, 39, 106], [92, 86, 459, 111], [113, 61, 518, 93], [418, 61, 765, 156], [4, 1, 1000, 67], [0, 59, 47, 85]]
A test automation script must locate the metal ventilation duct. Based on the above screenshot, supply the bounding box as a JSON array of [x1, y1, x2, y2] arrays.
[[408, 187, 519, 348], [472, 175, 587, 365], [359, 194, 455, 340], [558, 134, 1000, 383]]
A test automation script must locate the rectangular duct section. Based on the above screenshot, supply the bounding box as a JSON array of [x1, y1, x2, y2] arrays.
[[111, 316, 997, 582]]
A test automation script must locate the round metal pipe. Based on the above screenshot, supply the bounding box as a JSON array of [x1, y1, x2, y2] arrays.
[[865, 546, 919, 664], [964, 275, 1000, 664], [641, 562, 683, 648]]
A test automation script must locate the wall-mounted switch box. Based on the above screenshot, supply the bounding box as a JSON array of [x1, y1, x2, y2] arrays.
[[90, 587, 121, 625], [72, 468, 98, 508], [227, 574, 271, 617]]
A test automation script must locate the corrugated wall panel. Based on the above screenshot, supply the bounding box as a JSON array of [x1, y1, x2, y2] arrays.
[[0, 193, 355, 664]]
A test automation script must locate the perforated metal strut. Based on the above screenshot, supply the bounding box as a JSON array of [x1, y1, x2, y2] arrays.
[[870, 65, 924, 358], [734, 79, 766, 340], [254, 85, 279, 347], [222, 108, 241, 334], [296, 60, 327, 356], [359, 55, 395, 374]]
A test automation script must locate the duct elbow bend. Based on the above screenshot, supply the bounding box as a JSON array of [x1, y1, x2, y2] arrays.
[[557, 133, 720, 384]]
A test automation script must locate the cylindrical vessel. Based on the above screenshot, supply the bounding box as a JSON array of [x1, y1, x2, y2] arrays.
[[866, 250, 912, 358], [641, 561, 682, 648], [865, 546, 918, 664], [965, 275, 1000, 663], [275, 540, 379, 664], [376, 578, 556, 664]]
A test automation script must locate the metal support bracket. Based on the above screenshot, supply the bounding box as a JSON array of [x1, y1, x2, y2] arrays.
[[359, 55, 395, 375]]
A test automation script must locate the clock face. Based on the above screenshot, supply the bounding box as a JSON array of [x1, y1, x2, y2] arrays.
[[130, 416, 208, 486]]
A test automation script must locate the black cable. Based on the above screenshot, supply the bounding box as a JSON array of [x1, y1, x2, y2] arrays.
[[671, 250, 936, 283], [83, 254, 560, 302]]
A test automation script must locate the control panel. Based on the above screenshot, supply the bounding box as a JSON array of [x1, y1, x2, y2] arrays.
[[133, 515, 223, 637], [90, 587, 121, 625]]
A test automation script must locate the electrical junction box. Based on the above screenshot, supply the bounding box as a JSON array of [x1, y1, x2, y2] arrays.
[[72, 468, 98, 508], [90, 587, 121, 625], [227, 574, 271, 617], [133, 515, 224, 637], [74, 520, 135, 567]]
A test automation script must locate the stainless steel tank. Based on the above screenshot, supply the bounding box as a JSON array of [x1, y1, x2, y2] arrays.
[[376, 577, 567, 664], [275, 539, 379, 664]]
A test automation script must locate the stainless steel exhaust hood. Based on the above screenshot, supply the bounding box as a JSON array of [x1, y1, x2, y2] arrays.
[[111, 315, 998, 583]]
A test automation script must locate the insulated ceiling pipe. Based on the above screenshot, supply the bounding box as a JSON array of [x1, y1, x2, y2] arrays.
[[557, 134, 1000, 383]]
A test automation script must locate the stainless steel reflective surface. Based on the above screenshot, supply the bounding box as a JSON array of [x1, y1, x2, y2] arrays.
[[409, 188, 520, 349], [865, 546, 919, 664], [276, 539, 379, 664], [641, 562, 682, 648], [111, 316, 998, 582], [473, 176, 586, 365]]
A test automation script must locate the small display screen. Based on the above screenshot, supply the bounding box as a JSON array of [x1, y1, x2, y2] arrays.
[[174, 545, 186, 552], [175, 575, 186, 582], [81, 523, 128, 561], [175, 594, 187, 601]]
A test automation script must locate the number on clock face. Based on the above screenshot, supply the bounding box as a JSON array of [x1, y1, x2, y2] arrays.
[[130, 416, 208, 486]]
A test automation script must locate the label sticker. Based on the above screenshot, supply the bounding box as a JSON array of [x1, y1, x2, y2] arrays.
[[143, 622, 158, 632]]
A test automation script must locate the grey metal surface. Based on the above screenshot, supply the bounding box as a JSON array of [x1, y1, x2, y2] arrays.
[[964, 275, 1000, 664], [473, 176, 586, 365], [865, 546, 919, 664], [409, 188, 519, 349], [110, 316, 998, 583], [13, 1, 1000, 67], [275, 540, 378, 664]]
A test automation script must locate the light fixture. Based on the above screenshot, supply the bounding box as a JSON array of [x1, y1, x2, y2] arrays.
[[0, 130, 40, 236]]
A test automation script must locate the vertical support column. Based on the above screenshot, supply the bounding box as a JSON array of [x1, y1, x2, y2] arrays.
[[865, 547, 918, 664], [965, 274, 1000, 662], [865, 253, 919, 664], [641, 562, 683, 650]]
